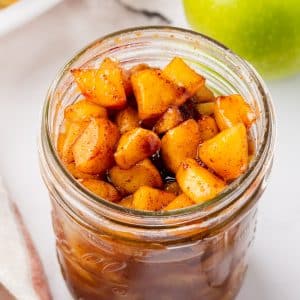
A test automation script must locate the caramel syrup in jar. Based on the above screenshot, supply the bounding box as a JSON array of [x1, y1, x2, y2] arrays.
[[52, 197, 257, 300]]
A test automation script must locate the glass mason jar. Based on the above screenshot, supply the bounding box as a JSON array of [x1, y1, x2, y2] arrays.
[[39, 27, 275, 300]]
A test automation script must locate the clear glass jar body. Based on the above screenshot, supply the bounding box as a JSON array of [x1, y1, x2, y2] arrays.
[[52, 197, 257, 300], [39, 27, 275, 300]]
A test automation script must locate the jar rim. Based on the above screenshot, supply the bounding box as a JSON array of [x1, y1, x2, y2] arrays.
[[40, 26, 276, 225]]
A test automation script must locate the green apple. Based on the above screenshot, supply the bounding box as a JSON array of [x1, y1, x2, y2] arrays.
[[183, 0, 300, 79]]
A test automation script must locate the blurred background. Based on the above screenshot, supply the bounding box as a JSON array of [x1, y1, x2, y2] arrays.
[[0, 0, 299, 299]]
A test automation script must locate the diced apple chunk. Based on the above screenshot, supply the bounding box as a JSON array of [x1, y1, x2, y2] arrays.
[[108, 159, 162, 194], [193, 84, 215, 102], [114, 128, 161, 169], [57, 120, 88, 163], [214, 94, 257, 130], [194, 102, 215, 116], [176, 158, 226, 204], [131, 69, 184, 120], [129, 63, 150, 74], [64, 100, 107, 122], [163, 57, 205, 103], [66, 162, 100, 180], [163, 193, 195, 211], [73, 118, 119, 174], [198, 123, 248, 181], [57, 131, 66, 159], [81, 179, 121, 202], [198, 115, 219, 141], [71, 58, 127, 109], [115, 107, 140, 134], [154, 106, 183, 134], [132, 186, 176, 211], [161, 119, 201, 173], [119, 195, 134, 208]]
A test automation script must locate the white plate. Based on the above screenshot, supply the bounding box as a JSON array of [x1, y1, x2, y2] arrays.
[[0, 0, 61, 36]]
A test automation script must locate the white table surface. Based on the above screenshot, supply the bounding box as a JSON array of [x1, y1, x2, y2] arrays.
[[0, 1, 299, 299]]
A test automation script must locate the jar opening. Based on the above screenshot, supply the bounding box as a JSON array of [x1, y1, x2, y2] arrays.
[[40, 26, 276, 226]]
